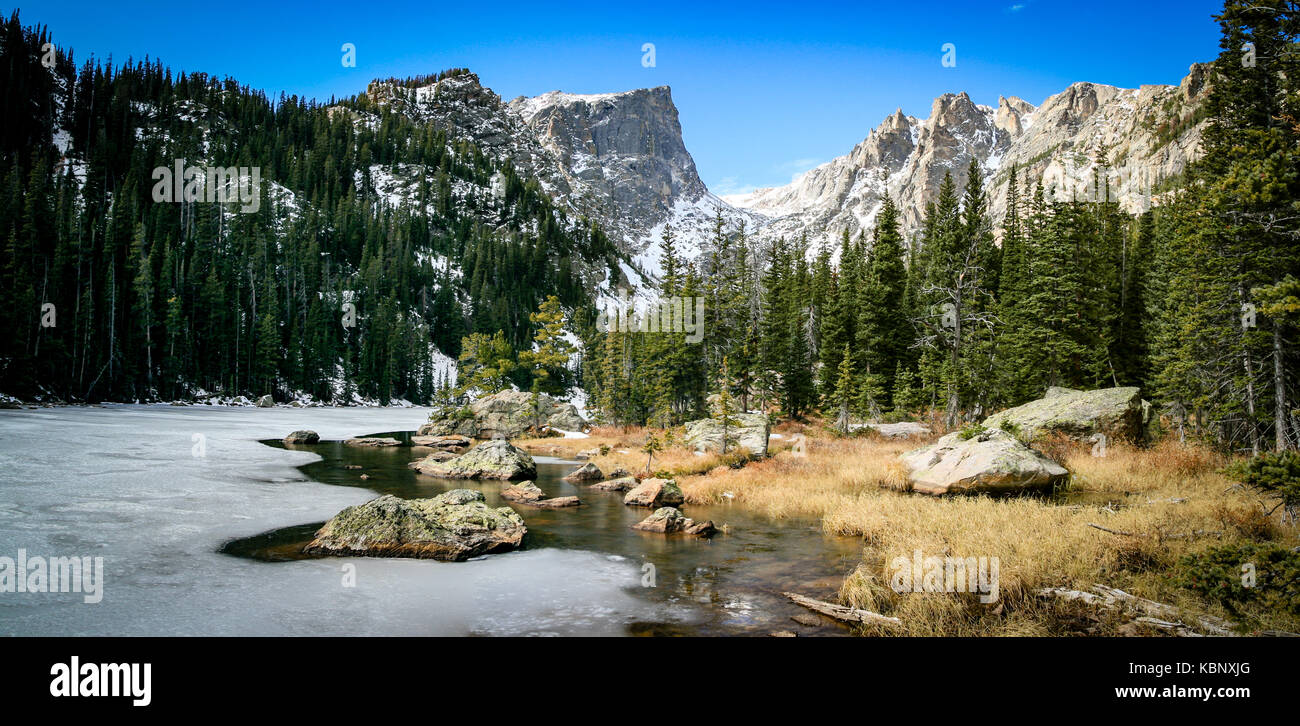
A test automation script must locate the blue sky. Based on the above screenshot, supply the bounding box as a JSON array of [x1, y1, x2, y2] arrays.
[[15, 0, 1226, 194]]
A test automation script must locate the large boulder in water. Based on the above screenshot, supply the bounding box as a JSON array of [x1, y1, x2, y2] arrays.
[[624, 478, 685, 508], [630, 507, 716, 537], [982, 386, 1152, 443], [283, 430, 320, 444], [418, 390, 587, 438], [562, 462, 604, 482], [413, 439, 537, 480], [901, 428, 1069, 495], [303, 491, 526, 561], [684, 413, 770, 457]]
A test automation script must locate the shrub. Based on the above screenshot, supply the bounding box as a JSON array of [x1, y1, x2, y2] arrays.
[[957, 423, 987, 441], [1175, 542, 1300, 617], [1224, 451, 1300, 524]]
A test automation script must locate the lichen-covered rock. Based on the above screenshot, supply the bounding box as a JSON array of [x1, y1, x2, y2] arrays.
[[562, 462, 604, 482], [982, 386, 1149, 443], [410, 434, 471, 451], [684, 413, 770, 457], [283, 430, 320, 445], [419, 390, 587, 440], [302, 491, 525, 561], [501, 481, 545, 502], [344, 437, 402, 447], [856, 422, 930, 438], [901, 429, 1068, 495], [520, 496, 582, 509], [256, 394, 275, 407], [630, 507, 715, 537], [590, 476, 638, 492], [624, 478, 685, 508], [414, 439, 537, 480], [408, 451, 458, 467], [417, 417, 478, 437]]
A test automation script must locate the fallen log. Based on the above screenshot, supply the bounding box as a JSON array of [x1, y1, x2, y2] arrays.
[[782, 592, 901, 628], [1132, 616, 1203, 637], [1035, 583, 1237, 637]]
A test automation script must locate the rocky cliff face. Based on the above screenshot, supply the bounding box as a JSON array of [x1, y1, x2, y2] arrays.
[[367, 73, 758, 290], [368, 64, 1210, 283], [727, 64, 1212, 249]]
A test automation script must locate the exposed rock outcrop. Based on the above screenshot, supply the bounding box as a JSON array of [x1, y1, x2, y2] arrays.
[[303, 491, 526, 561], [419, 390, 586, 439], [856, 422, 931, 438], [410, 434, 471, 451], [901, 428, 1069, 495], [630, 507, 715, 537], [413, 439, 537, 480], [562, 462, 604, 482], [501, 481, 545, 502], [283, 430, 320, 445], [684, 413, 770, 457], [590, 476, 638, 492], [344, 437, 402, 447], [982, 386, 1151, 443], [624, 478, 685, 508]]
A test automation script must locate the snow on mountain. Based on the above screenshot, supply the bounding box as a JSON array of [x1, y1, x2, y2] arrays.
[[727, 64, 1211, 250]]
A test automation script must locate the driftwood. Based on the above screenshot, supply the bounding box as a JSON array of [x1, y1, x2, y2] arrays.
[[782, 592, 901, 627], [1133, 617, 1203, 637], [1036, 583, 1236, 637]]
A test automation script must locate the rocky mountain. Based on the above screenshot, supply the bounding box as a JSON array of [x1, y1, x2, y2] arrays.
[[366, 72, 760, 290], [369, 62, 1211, 280], [726, 64, 1212, 249]]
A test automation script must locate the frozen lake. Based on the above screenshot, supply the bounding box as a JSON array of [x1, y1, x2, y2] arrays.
[[0, 405, 687, 636]]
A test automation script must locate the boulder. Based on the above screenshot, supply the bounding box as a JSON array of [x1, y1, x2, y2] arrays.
[[344, 437, 402, 447], [590, 476, 638, 492], [408, 450, 458, 466], [562, 462, 604, 482], [302, 491, 525, 561], [608, 467, 632, 479], [419, 390, 587, 439], [901, 428, 1069, 495], [982, 386, 1150, 443], [520, 496, 582, 509], [410, 434, 471, 451], [283, 430, 320, 445], [624, 478, 685, 508], [501, 480, 545, 502], [417, 417, 478, 438], [413, 439, 537, 480], [630, 507, 715, 537], [856, 422, 930, 438], [256, 394, 275, 408], [684, 413, 770, 457]]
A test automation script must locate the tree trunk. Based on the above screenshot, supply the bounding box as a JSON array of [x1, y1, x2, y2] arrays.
[[1243, 345, 1260, 456], [1275, 323, 1290, 450]]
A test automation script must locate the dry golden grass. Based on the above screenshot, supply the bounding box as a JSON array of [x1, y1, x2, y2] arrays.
[[514, 425, 739, 479], [522, 423, 1300, 636]]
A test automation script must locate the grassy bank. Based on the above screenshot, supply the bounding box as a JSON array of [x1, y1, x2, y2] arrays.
[[516, 426, 1300, 636]]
